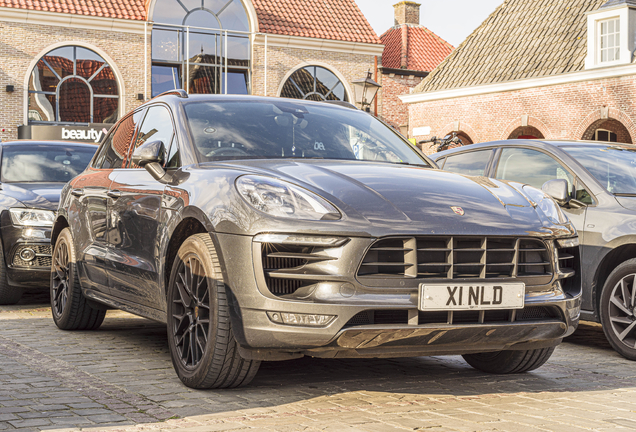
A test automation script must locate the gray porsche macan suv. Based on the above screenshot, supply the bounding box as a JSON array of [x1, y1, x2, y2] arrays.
[[51, 92, 581, 388]]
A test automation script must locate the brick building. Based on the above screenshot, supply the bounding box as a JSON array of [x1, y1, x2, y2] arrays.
[[0, 0, 383, 142], [377, 1, 453, 136], [402, 0, 636, 153]]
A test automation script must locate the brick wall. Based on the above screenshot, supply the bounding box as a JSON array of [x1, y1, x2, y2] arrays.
[[378, 72, 424, 131], [251, 44, 376, 102], [408, 75, 636, 155], [0, 20, 147, 142]]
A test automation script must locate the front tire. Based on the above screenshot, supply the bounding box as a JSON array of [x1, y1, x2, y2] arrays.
[[462, 347, 556, 374], [600, 259, 636, 360], [166, 233, 260, 389], [50, 228, 105, 330]]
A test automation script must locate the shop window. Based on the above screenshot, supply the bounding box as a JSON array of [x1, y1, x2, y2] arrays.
[[281, 66, 349, 102], [595, 129, 618, 142], [600, 17, 620, 63], [150, 0, 250, 97], [28, 46, 119, 125]]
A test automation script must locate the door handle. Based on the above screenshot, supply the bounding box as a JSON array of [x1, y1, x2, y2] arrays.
[[71, 188, 84, 197], [107, 190, 123, 199]]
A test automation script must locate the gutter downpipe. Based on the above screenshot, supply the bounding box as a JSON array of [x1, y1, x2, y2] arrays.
[[264, 34, 268, 96], [144, 21, 148, 101]]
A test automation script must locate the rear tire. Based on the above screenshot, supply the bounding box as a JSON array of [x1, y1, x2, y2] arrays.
[[462, 347, 556, 374], [0, 241, 22, 305], [166, 233, 260, 389], [50, 228, 105, 330]]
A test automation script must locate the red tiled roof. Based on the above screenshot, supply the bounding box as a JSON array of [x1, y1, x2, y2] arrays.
[[0, 0, 382, 44], [251, 0, 381, 44], [0, 0, 146, 20], [381, 25, 453, 72]]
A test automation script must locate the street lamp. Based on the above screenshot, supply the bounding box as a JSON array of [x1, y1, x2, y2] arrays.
[[352, 71, 381, 112]]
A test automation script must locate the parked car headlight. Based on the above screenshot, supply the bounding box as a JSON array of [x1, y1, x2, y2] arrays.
[[522, 186, 568, 224], [236, 175, 341, 220], [9, 208, 55, 227]]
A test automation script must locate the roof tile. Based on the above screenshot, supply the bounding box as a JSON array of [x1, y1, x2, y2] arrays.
[[0, 0, 381, 44], [380, 24, 453, 72], [414, 0, 606, 93]]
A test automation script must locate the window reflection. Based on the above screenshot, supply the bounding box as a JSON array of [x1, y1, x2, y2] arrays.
[[28, 46, 119, 125], [151, 0, 250, 96], [281, 66, 348, 102]]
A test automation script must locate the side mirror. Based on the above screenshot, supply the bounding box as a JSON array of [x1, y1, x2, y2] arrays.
[[542, 179, 569, 206], [132, 140, 168, 183]]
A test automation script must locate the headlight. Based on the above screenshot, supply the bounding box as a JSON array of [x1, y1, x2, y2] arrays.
[[9, 208, 55, 227], [522, 186, 568, 225], [236, 175, 341, 220]]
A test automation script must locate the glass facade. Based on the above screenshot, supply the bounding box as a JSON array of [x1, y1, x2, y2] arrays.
[[280, 66, 348, 102], [28, 46, 119, 124], [151, 0, 250, 97]]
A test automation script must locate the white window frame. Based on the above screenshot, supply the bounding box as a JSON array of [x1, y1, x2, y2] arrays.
[[599, 17, 621, 64]]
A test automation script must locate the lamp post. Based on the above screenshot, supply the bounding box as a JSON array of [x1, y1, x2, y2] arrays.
[[352, 71, 381, 113]]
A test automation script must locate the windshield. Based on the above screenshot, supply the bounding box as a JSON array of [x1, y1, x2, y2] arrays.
[[563, 145, 636, 195], [1, 144, 97, 183], [183, 100, 430, 166]]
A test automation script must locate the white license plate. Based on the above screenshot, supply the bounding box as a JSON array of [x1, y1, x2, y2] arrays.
[[419, 283, 525, 311]]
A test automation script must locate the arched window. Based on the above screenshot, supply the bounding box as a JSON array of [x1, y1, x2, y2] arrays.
[[151, 0, 250, 96], [281, 66, 349, 102], [28, 46, 119, 124]]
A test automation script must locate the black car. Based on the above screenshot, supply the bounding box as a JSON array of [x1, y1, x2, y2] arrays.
[[0, 141, 97, 304], [435, 140, 636, 360], [51, 93, 580, 389]]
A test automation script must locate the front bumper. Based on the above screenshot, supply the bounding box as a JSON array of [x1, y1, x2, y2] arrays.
[[216, 233, 581, 360], [1, 225, 52, 287]]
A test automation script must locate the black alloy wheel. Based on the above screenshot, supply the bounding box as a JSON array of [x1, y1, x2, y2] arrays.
[[166, 233, 260, 389], [171, 254, 211, 368], [600, 259, 636, 360], [51, 240, 70, 318], [50, 228, 106, 330]]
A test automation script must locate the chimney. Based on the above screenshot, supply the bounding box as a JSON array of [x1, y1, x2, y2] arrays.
[[393, 1, 420, 26]]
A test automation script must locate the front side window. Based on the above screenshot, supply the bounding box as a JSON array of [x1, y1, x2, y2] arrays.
[[281, 66, 348, 102], [130, 105, 175, 168], [151, 0, 250, 97], [600, 18, 620, 63], [442, 150, 493, 176], [28, 46, 119, 124], [1, 144, 96, 183], [495, 148, 574, 191], [184, 100, 429, 166], [563, 145, 636, 195], [95, 111, 144, 169]]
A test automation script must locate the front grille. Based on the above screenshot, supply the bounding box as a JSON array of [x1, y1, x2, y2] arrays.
[[345, 306, 562, 327], [261, 243, 334, 296], [358, 236, 552, 280], [12, 245, 52, 268]]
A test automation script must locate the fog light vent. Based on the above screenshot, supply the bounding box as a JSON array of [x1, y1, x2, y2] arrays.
[[19, 248, 36, 262]]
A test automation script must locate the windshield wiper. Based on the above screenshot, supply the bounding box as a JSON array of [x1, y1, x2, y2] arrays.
[[394, 161, 431, 168], [614, 193, 636, 197]]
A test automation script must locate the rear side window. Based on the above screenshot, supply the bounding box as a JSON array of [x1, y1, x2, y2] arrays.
[[496, 148, 573, 190], [443, 150, 492, 176]]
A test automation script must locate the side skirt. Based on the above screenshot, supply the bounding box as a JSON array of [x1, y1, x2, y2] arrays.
[[83, 289, 167, 324]]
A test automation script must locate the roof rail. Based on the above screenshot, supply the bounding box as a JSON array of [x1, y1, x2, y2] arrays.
[[154, 89, 189, 99]]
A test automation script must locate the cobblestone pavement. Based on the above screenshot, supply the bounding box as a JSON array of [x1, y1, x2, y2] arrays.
[[2, 292, 636, 432]]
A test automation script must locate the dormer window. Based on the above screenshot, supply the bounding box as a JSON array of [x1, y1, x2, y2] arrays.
[[585, 1, 633, 70], [600, 17, 620, 63]]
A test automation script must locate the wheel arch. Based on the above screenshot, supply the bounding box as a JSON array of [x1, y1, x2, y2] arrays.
[[593, 242, 636, 314], [51, 216, 70, 246]]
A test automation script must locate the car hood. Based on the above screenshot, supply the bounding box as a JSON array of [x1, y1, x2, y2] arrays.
[[1, 183, 64, 210], [211, 159, 567, 236]]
